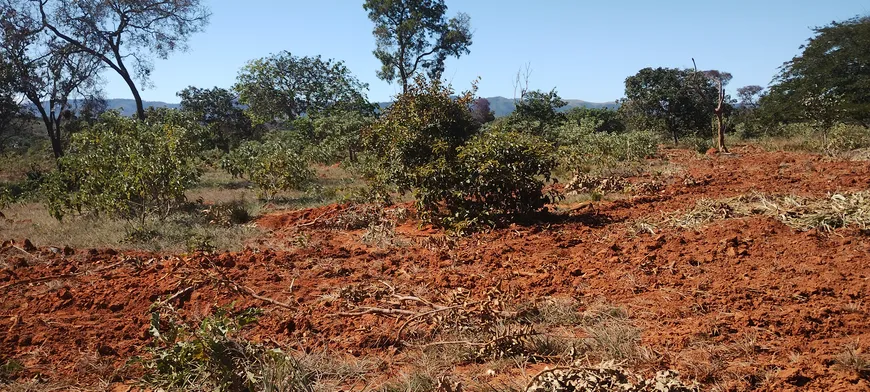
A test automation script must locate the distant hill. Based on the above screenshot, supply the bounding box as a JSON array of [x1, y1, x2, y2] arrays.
[[32, 97, 616, 118], [28, 99, 180, 117], [378, 96, 619, 117]]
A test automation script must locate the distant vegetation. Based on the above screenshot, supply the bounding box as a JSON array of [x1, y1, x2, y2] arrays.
[[1, 1, 869, 229]]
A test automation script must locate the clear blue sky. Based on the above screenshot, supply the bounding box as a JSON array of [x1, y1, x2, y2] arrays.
[[103, 0, 870, 104]]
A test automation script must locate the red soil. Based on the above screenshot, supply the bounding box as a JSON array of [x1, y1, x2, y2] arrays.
[[1, 146, 869, 391]]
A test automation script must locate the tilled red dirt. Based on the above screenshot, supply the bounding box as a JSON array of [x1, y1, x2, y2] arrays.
[[1, 146, 869, 391]]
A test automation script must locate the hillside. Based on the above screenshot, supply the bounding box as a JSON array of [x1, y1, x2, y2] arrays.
[[42, 96, 618, 118]]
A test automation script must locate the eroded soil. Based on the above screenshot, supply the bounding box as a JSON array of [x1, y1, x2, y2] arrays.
[[1, 146, 869, 391]]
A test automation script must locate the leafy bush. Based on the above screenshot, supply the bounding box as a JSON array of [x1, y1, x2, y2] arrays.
[[362, 76, 478, 197], [363, 77, 558, 230], [221, 136, 315, 200], [43, 112, 203, 224], [144, 305, 314, 392], [307, 111, 373, 164], [557, 123, 659, 175], [826, 123, 870, 154], [443, 130, 558, 229]]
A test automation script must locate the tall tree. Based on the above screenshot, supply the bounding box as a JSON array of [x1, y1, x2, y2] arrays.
[[0, 53, 27, 151], [1, 1, 103, 158], [737, 85, 763, 109], [234, 52, 372, 125], [621, 67, 718, 144], [513, 89, 567, 136], [766, 15, 870, 134], [363, 0, 472, 93], [35, 0, 210, 120]]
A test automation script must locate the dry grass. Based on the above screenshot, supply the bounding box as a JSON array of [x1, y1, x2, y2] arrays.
[[633, 191, 870, 233], [833, 343, 870, 376]]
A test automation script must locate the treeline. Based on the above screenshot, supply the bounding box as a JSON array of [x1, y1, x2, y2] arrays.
[[1, 0, 869, 235]]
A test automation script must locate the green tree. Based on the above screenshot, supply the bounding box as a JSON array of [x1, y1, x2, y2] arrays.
[[621, 67, 718, 144], [0, 53, 27, 151], [35, 0, 210, 120], [363, 0, 472, 93], [220, 136, 315, 200], [178, 86, 257, 152], [564, 107, 625, 134], [512, 89, 567, 137], [44, 111, 203, 225], [234, 52, 372, 125], [737, 85, 763, 109], [309, 111, 373, 164], [766, 15, 870, 138]]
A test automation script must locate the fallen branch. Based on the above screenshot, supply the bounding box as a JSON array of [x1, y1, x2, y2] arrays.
[[236, 284, 294, 310], [329, 307, 418, 317]]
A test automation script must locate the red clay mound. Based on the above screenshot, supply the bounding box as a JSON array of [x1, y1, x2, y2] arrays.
[[1, 146, 869, 390]]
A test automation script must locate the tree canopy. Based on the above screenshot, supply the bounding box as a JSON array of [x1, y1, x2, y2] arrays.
[[234, 52, 372, 125], [621, 67, 718, 144], [363, 0, 472, 93], [766, 15, 870, 128], [178, 86, 256, 151], [35, 0, 210, 120], [1, 0, 104, 158]]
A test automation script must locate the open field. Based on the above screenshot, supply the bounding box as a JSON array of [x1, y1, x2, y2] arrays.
[[1, 145, 869, 391]]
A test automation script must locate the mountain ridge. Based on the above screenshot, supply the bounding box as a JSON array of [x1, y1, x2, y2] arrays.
[[32, 97, 618, 118]]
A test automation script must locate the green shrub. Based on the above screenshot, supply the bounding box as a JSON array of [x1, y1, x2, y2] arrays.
[[306, 111, 373, 164], [221, 137, 315, 200], [144, 305, 314, 392], [557, 123, 658, 175], [826, 123, 870, 154], [363, 77, 558, 231], [43, 112, 203, 224], [362, 76, 478, 194], [442, 130, 558, 229]]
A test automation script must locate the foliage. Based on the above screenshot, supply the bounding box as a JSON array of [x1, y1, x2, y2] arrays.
[[34, 0, 211, 120], [621, 67, 718, 144], [362, 76, 478, 194], [178, 86, 259, 152], [234, 52, 372, 125], [144, 305, 314, 392], [470, 97, 495, 125], [512, 88, 568, 138], [363, 0, 472, 92], [0, 54, 27, 152], [363, 77, 557, 230], [307, 110, 374, 164], [564, 107, 625, 134], [1, 1, 103, 158], [220, 136, 315, 200], [446, 129, 559, 229], [556, 122, 659, 175], [766, 15, 870, 130], [43, 112, 203, 224]]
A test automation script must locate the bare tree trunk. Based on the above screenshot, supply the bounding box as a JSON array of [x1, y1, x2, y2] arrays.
[[715, 79, 729, 153]]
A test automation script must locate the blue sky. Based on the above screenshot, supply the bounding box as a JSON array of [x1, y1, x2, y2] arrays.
[[104, 0, 870, 103]]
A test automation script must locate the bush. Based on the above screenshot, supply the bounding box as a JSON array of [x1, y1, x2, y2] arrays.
[[363, 77, 558, 231], [557, 123, 659, 175], [306, 111, 373, 164], [362, 76, 478, 197], [221, 136, 315, 200], [826, 123, 870, 154], [43, 112, 203, 224], [144, 305, 314, 392], [446, 130, 559, 229]]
